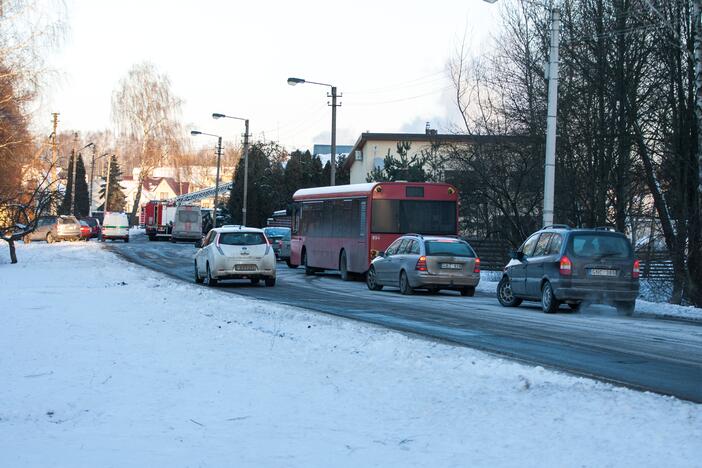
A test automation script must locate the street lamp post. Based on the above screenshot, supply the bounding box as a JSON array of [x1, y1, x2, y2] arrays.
[[72, 141, 94, 215], [287, 77, 340, 186], [212, 113, 250, 226], [191, 130, 223, 227], [483, 0, 560, 227]]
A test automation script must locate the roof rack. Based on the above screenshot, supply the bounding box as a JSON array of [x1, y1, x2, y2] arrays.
[[542, 224, 570, 230], [593, 225, 616, 231], [404, 233, 424, 238]]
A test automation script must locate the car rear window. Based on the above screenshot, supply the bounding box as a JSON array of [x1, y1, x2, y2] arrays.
[[569, 234, 631, 259], [424, 240, 476, 257], [264, 228, 291, 240], [59, 216, 78, 225], [219, 232, 267, 246], [178, 211, 200, 223]]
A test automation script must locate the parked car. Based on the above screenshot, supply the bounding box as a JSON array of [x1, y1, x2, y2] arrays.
[[366, 234, 480, 296], [79, 220, 92, 241], [80, 216, 101, 239], [263, 227, 292, 264], [171, 204, 202, 243], [496, 225, 640, 315], [194, 226, 276, 287], [101, 212, 130, 243], [23, 215, 82, 243]]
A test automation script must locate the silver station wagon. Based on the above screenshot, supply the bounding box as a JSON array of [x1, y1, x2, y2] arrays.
[[366, 234, 480, 296]]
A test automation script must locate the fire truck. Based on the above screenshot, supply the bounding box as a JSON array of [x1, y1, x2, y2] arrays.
[[141, 182, 233, 241]]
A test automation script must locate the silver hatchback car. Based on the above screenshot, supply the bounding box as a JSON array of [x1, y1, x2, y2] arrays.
[[366, 234, 481, 296]]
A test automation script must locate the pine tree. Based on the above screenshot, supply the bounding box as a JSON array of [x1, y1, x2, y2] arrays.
[[58, 151, 74, 215], [74, 153, 90, 217], [99, 155, 127, 212], [366, 142, 427, 182]]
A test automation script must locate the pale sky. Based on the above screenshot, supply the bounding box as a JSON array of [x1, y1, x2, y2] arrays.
[[40, 0, 499, 152]]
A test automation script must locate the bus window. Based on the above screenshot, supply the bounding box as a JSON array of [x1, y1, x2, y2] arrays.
[[371, 200, 456, 235]]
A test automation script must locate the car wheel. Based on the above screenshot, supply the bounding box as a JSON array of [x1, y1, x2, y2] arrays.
[[541, 281, 560, 313], [124, 237, 129, 243], [250, 278, 260, 285], [497, 276, 523, 307], [366, 266, 383, 291], [46, 232, 54, 244], [303, 250, 315, 276], [460, 286, 475, 297], [399, 270, 413, 295], [265, 277, 276, 287], [615, 300, 636, 316], [194, 262, 203, 284], [568, 302, 581, 312], [205, 263, 218, 287], [339, 250, 350, 281], [286, 259, 298, 269]]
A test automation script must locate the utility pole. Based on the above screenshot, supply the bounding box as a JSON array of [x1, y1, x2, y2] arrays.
[[70, 132, 78, 215], [213, 136, 223, 227], [543, 8, 560, 227], [242, 119, 250, 226], [328, 87, 340, 186], [88, 146, 100, 216], [694, 0, 702, 197], [104, 156, 112, 213], [50, 113, 59, 214]]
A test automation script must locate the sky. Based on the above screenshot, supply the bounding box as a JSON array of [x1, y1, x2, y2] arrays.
[[40, 0, 500, 152]]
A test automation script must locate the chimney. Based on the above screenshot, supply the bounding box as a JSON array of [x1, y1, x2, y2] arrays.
[[426, 122, 437, 136]]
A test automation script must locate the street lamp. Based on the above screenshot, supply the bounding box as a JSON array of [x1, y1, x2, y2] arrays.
[[212, 112, 250, 226], [191, 130, 224, 227], [483, 0, 560, 227], [72, 142, 94, 215], [287, 76, 340, 186]]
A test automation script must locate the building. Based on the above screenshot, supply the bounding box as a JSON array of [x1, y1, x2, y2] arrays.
[[120, 176, 191, 213], [344, 126, 529, 184]]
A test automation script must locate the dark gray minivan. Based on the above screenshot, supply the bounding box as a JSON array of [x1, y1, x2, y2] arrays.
[[497, 225, 639, 314]]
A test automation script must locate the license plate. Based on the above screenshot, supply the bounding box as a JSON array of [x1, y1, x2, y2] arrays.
[[440, 263, 462, 270], [589, 268, 617, 277], [235, 264, 257, 272]]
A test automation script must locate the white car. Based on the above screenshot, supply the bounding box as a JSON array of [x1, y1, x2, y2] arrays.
[[194, 226, 276, 287]]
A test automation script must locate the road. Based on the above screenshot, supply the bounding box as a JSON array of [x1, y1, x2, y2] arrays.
[[107, 233, 702, 402]]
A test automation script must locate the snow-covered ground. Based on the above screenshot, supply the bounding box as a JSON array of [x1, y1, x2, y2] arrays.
[[1, 243, 701, 467], [478, 271, 702, 321]]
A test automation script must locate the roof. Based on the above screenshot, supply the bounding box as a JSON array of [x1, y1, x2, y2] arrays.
[[216, 225, 264, 233], [294, 183, 378, 199], [121, 176, 190, 196], [343, 132, 538, 170]]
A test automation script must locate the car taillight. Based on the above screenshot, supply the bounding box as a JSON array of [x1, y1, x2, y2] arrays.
[[559, 256, 572, 276], [473, 257, 481, 273], [415, 256, 427, 271], [632, 259, 640, 279]]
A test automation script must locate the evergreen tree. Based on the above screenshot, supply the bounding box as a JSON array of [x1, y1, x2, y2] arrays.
[[74, 153, 90, 217], [228, 142, 287, 227], [366, 141, 427, 182], [98, 155, 127, 212], [58, 151, 74, 215]]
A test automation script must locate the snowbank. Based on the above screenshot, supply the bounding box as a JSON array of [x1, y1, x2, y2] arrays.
[[1, 243, 700, 467]]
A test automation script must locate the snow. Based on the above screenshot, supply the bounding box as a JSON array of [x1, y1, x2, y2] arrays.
[[478, 271, 702, 321], [1, 243, 701, 467]]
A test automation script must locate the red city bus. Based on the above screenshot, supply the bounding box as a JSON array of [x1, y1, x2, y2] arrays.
[[289, 182, 458, 277]]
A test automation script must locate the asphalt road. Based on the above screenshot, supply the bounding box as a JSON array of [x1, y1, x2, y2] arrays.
[[106, 233, 702, 402]]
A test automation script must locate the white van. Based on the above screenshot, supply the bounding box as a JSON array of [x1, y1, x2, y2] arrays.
[[171, 204, 202, 243], [101, 212, 130, 243]]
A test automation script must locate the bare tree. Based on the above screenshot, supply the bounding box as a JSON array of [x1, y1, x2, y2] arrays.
[[111, 62, 183, 224]]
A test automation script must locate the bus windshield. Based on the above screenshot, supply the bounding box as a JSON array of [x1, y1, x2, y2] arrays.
[[371, 200, 456, 235]]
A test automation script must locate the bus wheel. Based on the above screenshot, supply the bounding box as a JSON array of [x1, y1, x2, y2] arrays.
[[303, 250, 315, 276], [286, 259, 298, 269], [339, 250, 350, 281]]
